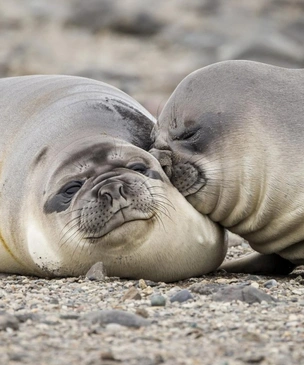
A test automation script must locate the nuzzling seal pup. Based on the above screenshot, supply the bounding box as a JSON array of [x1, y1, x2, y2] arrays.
[[0, 75, 226, 282], [152, 60, 304, 275]]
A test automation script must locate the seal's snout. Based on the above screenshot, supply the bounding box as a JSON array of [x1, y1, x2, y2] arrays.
[[150, 148, 173, 178], [98, 182, 128, 204]]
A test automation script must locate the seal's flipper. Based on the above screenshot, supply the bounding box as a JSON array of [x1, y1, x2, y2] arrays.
[[220, 252, 295, 275]]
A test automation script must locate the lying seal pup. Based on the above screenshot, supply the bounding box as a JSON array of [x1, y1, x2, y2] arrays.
[[152, 60, 304, 275], [0, 75, 226, 282]]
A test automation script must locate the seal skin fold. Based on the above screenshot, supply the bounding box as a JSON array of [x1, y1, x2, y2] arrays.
[[0, 75, 227, 282], [152, 60, 304, 275]]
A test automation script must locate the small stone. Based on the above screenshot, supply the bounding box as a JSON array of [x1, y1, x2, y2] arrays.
[[83, 309, 150, 328], [212, 285, 276, 304], [15, 313, 39, 323], [0, 313, 19, 331], [138, 279, 147, 289], [150, 295, 166, 307], [100, 351, 117, 361], [215, 278, 230, 284], [190, 283, 223, 295], [292, 289, 304, 295], [246, 275, 261, 281], [238, 354, 265, 363], [122, 287, 142, 301], [142, 287, 154, 296], [251, 282, 259, 289], [85, 262, 107, 281], [49, 297, 59, 304], [170, 289, 193, 303], [144, 280, 158, 287], [135, 308, 149, 318], [264, 279, 278, 289]]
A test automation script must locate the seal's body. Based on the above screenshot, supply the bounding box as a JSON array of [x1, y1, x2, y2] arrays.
[[152, 60, 304, 274], [0, 75, 226, 281]]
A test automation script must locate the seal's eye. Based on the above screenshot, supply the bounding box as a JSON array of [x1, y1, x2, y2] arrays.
[[44, 180, 84, 214], [61, 181, 83, 198], [128, 163, 148, 175], [178, 129, 199, 141]]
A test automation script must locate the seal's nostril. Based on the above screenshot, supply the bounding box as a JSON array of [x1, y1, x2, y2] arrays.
[[119, 185, 127, 200], [101, 192, 113, 205]]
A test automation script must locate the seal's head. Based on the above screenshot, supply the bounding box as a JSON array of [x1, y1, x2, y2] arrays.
[[151, 61, 270, 227], [24, 136, 226, 282]]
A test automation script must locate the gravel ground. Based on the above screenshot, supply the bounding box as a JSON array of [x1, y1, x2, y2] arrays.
[[1, 243, 304, 365]]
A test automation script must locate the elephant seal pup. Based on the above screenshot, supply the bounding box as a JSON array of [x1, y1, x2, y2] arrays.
[[0, 75, 226, 282], [152, 60, 304, 275]]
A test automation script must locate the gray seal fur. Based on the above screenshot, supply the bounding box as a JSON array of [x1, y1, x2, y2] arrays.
[[152, 60, 304, 275]]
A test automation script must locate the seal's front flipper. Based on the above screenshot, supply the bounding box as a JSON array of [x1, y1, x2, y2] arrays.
[[219, 252, 295, 275]]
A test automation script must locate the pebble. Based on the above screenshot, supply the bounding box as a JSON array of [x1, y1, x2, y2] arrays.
[[85, 262, 107, 281], [170, 289, 193, 303], [135, 308, 149, 318], [150, 295, 166, 307], [264, 279, 278, 289], [122, 287, 142, 301], [212, 285, 276, 304], [82, 309, 150, 328], [0, 312, 19, 331], [138, 279, 148, 289], [246, 275, 261, 281], [141, 286, 154, 296]]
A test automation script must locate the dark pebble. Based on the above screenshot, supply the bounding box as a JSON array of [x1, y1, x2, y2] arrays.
[[83, 309, 150, 328], [212, 285, 276, 304], [123, 287, 142, 301], [150, 294, 166, 307], [264, 279, 278, 289], [0, 312, 19, 331], [170, 289, 193, 303]]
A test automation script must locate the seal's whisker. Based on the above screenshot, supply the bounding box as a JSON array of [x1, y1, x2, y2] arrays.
[[70, 232, 88, 259], [62, 207, 85, 216], [151, 200, 171, 218], [149, 191, 175, 208], [150, 207, 167, 232], [59, 218, 82, 248], [59, 215, 82, 238], [151, 196, 174, 213], [152, 201, 173, 222]]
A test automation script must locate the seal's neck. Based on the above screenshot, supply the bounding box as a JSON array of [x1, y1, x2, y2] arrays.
[[204, 131, 304, 253], [199, 128, 277, 238]]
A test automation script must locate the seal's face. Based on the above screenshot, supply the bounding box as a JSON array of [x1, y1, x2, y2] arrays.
[[44, 141, 163, 241], [26, 136, 226, 281], [151, 95, 224, 216]]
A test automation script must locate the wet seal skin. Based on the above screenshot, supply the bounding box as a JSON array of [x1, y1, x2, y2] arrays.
[[152, 60, 304, 275], [0, 75, 226, 282]]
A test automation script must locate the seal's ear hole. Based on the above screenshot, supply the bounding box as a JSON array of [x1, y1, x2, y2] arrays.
[[128, 163, 148, 175]]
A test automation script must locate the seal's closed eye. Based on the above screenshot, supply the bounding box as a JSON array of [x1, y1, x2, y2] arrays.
[[44, 180, 84, 214], [60, 181, 84, 198], [128, 163, 148, 175]]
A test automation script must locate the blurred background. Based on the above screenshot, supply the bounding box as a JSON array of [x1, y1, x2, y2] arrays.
[[1, 0, 304, 115]]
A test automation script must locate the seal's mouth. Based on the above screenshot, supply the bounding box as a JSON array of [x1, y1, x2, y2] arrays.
[[84, 214, 155, 241], [83, 204, 154, 240], [170, 162, 206, 197]]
